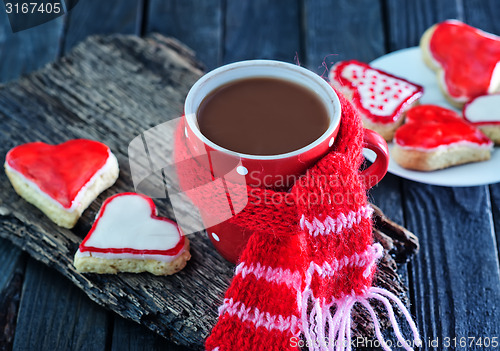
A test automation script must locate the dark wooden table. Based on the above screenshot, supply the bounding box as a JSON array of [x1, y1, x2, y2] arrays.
[[0, 1, 499, 350]]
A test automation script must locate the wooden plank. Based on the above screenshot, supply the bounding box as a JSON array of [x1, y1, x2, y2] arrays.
[[63, 0, 141, 53], [146, 0, 222, 70], [12, 259, 109, 351], [223, 0, 301, 64], [0, 240, 25, 351], [0, 8, 64, 82], [111, 318, 190, 351], [463, 0, 500, 34], [403, 184, 500, 347], [490, 184, 500, 260], [0, 34, 418, 349], [465, 0, 500, 310], [383, 0, 461, 51], [0, 8, 64, 350], [304, 0, 385, 73]]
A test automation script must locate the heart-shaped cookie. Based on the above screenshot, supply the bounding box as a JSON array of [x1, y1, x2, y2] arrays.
[[5, 139, 119, 228], [393, 105, 493, 171], [463, 93, 500, 144], [74, 193, 190, 275], [329, 60, 423, 141], [421, 20, 500, 107]]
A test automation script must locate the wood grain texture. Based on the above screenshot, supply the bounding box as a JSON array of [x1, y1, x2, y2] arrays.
[[111, 318, 190, 351], [12, 260, 110, 351], [0, 242, 24, 351], [490, 184, 500, 262], [463, 0, 500, 34], [383, 0, 461, 51], [303, 0, 385, 73], [0, 10, 64, 351], [0, 9, 64, 83], [146, 0, 223, 70], [384, 3, 500, 350], [463, 1, 500, 318], [0, 34, 418, 349], [223, 0, 301, 64], [403, 184, 500, 349], [63, 0, 141, 53]]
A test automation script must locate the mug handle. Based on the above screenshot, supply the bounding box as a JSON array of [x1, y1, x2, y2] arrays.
[[360, 128, 390, 189]]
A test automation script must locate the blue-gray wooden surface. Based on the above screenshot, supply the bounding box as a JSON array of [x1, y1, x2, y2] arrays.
[[0, 1, 499, 350]]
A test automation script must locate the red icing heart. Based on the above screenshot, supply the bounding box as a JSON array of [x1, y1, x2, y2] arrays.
[[394, 105, 493, 149], [79, 193, 185, 256], [330, 60, 423, 124], [6, 139, 111, 209], [427, 20, 500, 101]]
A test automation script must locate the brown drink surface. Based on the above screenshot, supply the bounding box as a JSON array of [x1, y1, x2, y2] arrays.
[[197, 77, 329, 155]]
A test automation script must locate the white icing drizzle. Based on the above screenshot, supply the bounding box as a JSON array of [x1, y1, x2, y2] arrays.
[[394, 139, 493, 153], [464, 94, 500, 123], [341, 63, 420, 117], [83, 194, 182, 253], [5, 150, 118, 211], [75, 248, 183, 263]]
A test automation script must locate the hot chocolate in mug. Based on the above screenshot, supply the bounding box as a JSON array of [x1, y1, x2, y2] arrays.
[[181, 60, 389, 263]]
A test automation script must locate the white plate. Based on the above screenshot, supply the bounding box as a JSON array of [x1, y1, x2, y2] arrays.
[[363, 47, 499, 187]]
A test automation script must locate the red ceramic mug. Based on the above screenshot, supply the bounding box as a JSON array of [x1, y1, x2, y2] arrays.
[[183, 60, 389, 263]]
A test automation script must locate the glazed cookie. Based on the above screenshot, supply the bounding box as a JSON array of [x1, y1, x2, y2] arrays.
[[5, 139, 119, 228], [329, 60, 423, 141], [393, 105, 493, 171], [463, 93, 500, 145], [420, 20, 500, 107], [74, 193, 190, 276]]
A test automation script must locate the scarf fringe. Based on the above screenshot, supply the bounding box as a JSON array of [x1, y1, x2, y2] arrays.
[[300, 286, 421, 351]]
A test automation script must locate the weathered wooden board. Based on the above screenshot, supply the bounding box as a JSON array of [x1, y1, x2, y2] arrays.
[[0, 34, 418, 350]]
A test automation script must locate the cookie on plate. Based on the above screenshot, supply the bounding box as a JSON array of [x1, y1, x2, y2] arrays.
[[329, 60, 423, 141], [463, 93, 500, 145], [74, 193, 190, 276], [420, 20, 500, 107], [4, 139, 119, 228], [393, 105, 493, 171]]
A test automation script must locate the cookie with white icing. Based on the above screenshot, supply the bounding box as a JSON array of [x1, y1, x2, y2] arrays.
[[329, 60, 423, 141], [393, 105, 493, 171], [74, 193, 190, 276], [4, 139, 119, 228], [463, 93, 500, 144], [420, 20, 500, 107]]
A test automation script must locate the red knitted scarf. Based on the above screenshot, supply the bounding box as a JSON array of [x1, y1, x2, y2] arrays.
[[174, 92, 420, 351]]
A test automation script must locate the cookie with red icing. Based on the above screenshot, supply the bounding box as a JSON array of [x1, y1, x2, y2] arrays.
[[73, 193, 190, 275], [4, 139, 119, 228], [463, 93, 500, 144], [420, 20, 500, 107], [329, 60, 423, 141], [393, 105, 493, 171]]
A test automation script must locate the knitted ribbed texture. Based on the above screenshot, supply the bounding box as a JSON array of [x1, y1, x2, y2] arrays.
[[174, 91, 420, 351]]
